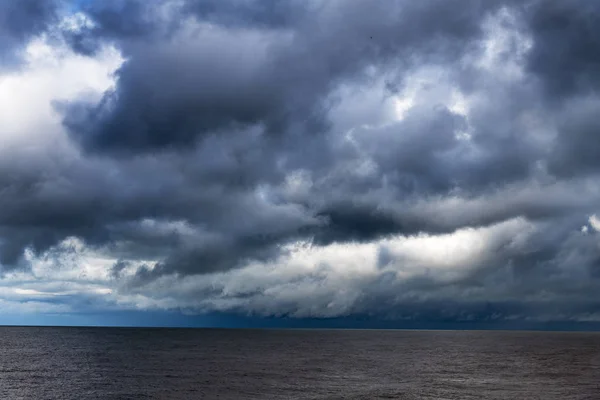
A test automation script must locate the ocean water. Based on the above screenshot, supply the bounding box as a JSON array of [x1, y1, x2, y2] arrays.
[[0, 327, 598, 399]]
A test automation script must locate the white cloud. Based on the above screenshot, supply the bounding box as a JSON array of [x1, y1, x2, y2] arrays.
[[0, 216, 536, 318], [589, 214, 600, 232], [0, 32, 122, 154], [81, 217, 534, 317]]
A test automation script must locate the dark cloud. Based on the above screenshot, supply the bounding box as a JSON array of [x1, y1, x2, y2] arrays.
[[19, 0, 514, 275], [179, 217, 600, 321], [524, 0, 600, 98], [3, 0, 600, 323], [0, 0, 63, 66], [183, 0, 311, 29], [547, 96, 600, 177], [312, 203, 405, 245], [62, 0, 505, 153], [62, 0, 181, 55], [519, 0, 600, 177]]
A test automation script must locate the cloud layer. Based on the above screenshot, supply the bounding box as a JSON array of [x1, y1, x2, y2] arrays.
[[1, 0, 600, 324]]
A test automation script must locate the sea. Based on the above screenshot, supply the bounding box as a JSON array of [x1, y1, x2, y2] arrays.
[[0, 327, 598, 399]]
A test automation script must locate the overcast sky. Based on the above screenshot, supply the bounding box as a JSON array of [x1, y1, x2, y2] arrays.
[[1, 0, 600, 328]]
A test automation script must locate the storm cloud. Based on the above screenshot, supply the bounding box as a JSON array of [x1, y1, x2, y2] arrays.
[[1, 0, 600, 325], [0, 0, 64, 67]]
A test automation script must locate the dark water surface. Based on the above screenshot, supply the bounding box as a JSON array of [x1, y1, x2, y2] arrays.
[[0, 327, 598, 399]]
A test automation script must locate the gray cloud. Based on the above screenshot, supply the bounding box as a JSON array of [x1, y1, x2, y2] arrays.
[[2, 0, 600, 323], [126, 217, 600, 322], [0, 0, 63, 66], [63, 0, 505, 153], [517, 0, 600, 179], [523, 0, 600, 98]]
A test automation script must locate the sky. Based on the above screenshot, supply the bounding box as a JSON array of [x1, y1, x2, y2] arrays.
[[1, 0, 600, 329]]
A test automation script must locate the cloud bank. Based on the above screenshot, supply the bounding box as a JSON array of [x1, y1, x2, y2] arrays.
[[1, 0, 600, 325]]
